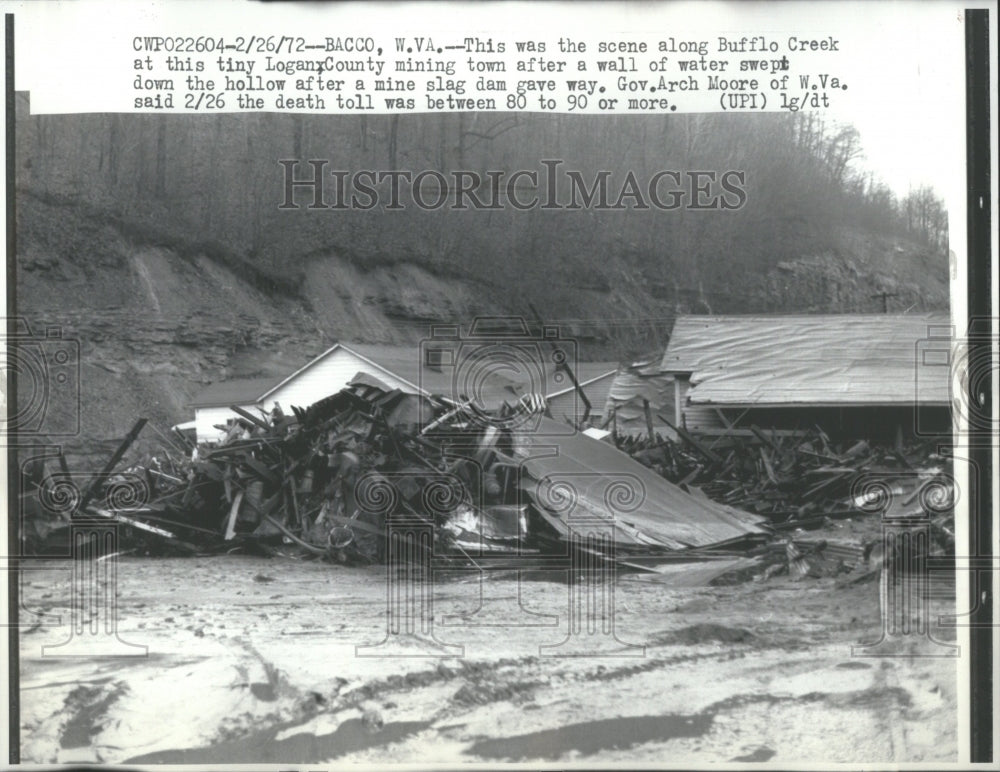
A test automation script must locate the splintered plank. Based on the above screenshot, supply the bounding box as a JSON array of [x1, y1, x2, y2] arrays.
[[74, 418, 148, 516], [658, 416, 724, 466]]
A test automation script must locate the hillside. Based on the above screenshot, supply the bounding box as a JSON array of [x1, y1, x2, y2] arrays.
[[13, 101, 950, 464]]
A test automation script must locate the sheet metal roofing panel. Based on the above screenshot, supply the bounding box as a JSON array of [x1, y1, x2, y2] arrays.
[[516, 417, 766, 550], [660, 314, 951, 406]]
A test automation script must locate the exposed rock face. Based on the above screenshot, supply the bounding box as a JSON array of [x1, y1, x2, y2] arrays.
[[15, 186, 948, 470]]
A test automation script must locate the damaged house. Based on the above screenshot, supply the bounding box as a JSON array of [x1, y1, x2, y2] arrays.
[[659, 313, 952, 442], [189, 342, 530, 444], [22, 317, 953, 580], [190, 341, 619, 443], [26, 372, 768, 563]]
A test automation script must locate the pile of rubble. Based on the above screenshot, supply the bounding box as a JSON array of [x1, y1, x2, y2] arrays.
[[20, 377, 955, 585], [20, 376, 766, 569], [618, 424, 954, 527], [615, 421, 955, 579]]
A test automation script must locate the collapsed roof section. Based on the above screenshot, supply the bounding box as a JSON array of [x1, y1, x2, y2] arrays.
[[514, 416, 767, 551]]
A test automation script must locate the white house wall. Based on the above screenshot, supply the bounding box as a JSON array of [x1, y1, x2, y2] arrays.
[[193, 348, 425, 444], [674, 377, 724, 432], [263, 348, 417, 413]]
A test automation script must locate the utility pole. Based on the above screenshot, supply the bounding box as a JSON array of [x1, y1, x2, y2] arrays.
[[871, 291, 898, 313]]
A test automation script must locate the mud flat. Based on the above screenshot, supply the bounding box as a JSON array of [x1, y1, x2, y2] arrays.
[[18, 554, 958, 765]]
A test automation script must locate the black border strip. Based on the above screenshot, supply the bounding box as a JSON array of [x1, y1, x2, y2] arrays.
[[4, 11, 18, 766], [966, 6, 993, 765]]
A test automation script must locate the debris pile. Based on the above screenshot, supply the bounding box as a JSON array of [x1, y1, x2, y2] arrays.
[[20, 377, 954, 586], [614, 421, 955, 579], [21, 377, 768, 568], [618, 424, 953, 524]]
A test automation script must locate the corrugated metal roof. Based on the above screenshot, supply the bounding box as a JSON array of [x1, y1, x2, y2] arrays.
[[661, 314, 951, 406], [517, 416, 766, 549]]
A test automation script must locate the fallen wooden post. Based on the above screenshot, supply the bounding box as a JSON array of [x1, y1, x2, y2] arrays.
[[643, 399, 656, 442], [230, 405, 272, 432], [74, 418, 148, 517], [659, 415, 724, 466]]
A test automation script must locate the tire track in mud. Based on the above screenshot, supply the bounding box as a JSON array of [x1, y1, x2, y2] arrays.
[[462, 685, 916, 761], [124, 717, 434, 764], [333, 623, 782, 717], [317, 632, 767, 748]]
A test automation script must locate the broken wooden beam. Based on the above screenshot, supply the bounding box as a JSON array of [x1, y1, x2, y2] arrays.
[[74, 418, 148, 517], [229, 405, 272, 432], [658, 415, 724, 466]]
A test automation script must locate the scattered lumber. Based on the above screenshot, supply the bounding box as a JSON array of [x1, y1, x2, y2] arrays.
[[615, 422, 953, 528], [18, 381, 955, 586], [20, 378, 765, 568]]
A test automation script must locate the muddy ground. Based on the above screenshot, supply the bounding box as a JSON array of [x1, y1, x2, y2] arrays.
[[17, 551, 959, 765]]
